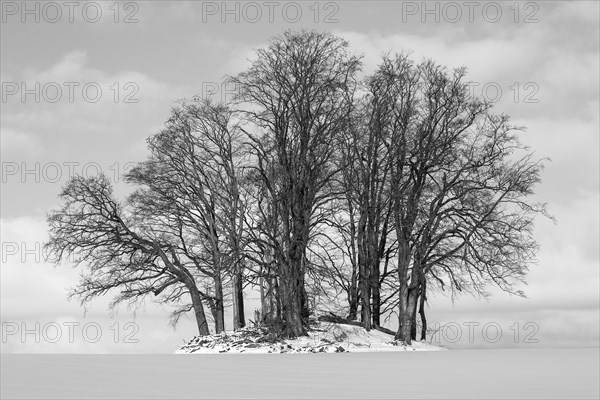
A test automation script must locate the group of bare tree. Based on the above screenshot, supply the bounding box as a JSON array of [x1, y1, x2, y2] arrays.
[[46, 101, 247, 335], [46, 30, 548, 343]]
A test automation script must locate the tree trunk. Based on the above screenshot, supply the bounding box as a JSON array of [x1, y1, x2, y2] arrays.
[[260, 264, 267, 321], [213, 275, 225, 333], [154, 246, 210, 336], [419, 280, 427, 341], [410, 287, 418, 341], [274, 275, 281, 321], [260, 248, 276, 322], [395, 240, 411, 344], [232, 267, 245, 330], [371, 258, 381, 327], [401, 285, 418, 344], [300, 257, 310, 321], [347, 282, 359, 320], [358, 217, 371, 330], [280, 260, 305, 337], [279, 201, 309, 337], [300, 278, 310, 321], [346, 197, 359, 321], [359, 260, 371, 330], [188, 285, 210, 336]]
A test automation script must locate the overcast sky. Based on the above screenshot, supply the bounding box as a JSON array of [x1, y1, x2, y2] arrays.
[[1, 1, 598, 353]]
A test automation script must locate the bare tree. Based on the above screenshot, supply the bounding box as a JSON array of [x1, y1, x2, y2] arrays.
[[316, 198, 361, 320], [125, 99, 249, 333], [406, 113, 549, 341], [45, 175, 211, 336], [229, 30, 361, 337], [375, 56, 548, 344]]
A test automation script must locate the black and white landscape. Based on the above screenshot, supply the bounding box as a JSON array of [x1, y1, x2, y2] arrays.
[[1, 1, 598, 399]]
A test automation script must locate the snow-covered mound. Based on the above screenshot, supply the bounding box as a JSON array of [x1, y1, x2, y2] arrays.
[[175, 321, 447, 354]]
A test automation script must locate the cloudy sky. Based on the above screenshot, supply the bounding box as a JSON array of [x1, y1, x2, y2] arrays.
[[1, 1, 598, 353]]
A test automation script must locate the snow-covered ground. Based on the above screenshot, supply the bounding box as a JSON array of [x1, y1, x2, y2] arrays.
[[2, 349, 598, 399], [176, 321, 446, 354]]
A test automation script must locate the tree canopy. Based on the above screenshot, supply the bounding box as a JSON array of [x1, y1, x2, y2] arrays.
[[46, 30, 549, 343]]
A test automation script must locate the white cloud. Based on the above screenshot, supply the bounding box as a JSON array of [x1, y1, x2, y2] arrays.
[[0, 215, 202, 353], [1, 128, 45, 158]]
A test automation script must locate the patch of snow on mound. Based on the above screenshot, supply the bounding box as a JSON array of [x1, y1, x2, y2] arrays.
[[175, 321, 447, 354]]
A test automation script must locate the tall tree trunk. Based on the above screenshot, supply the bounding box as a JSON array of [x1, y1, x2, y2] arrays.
[[358, 216, 371, 330], [300, 256, 310, 321], [232, 266, 245, 330], [280, 258, 305, 337], [405, 254, 424, 343], [229, 164, 245, 330], [279, 200, 309, 337], [419, 283, 427, 341], [347, 278, 359, 320], [401, 286, 418, 344], [155, 246, 210, 336], [188, 285, 210, 336], [346, 195, 360, 321], [410, 287, 419, 341], [395, 239, 412, 343], [274, 275, 281, 321], [359, 260, 371, 330], [371, 258, 381, 327], [260, 247, 275, 322], [300, 278, 310, 321], [213, 275, 225, 333], [260, 263, 267, 322]]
